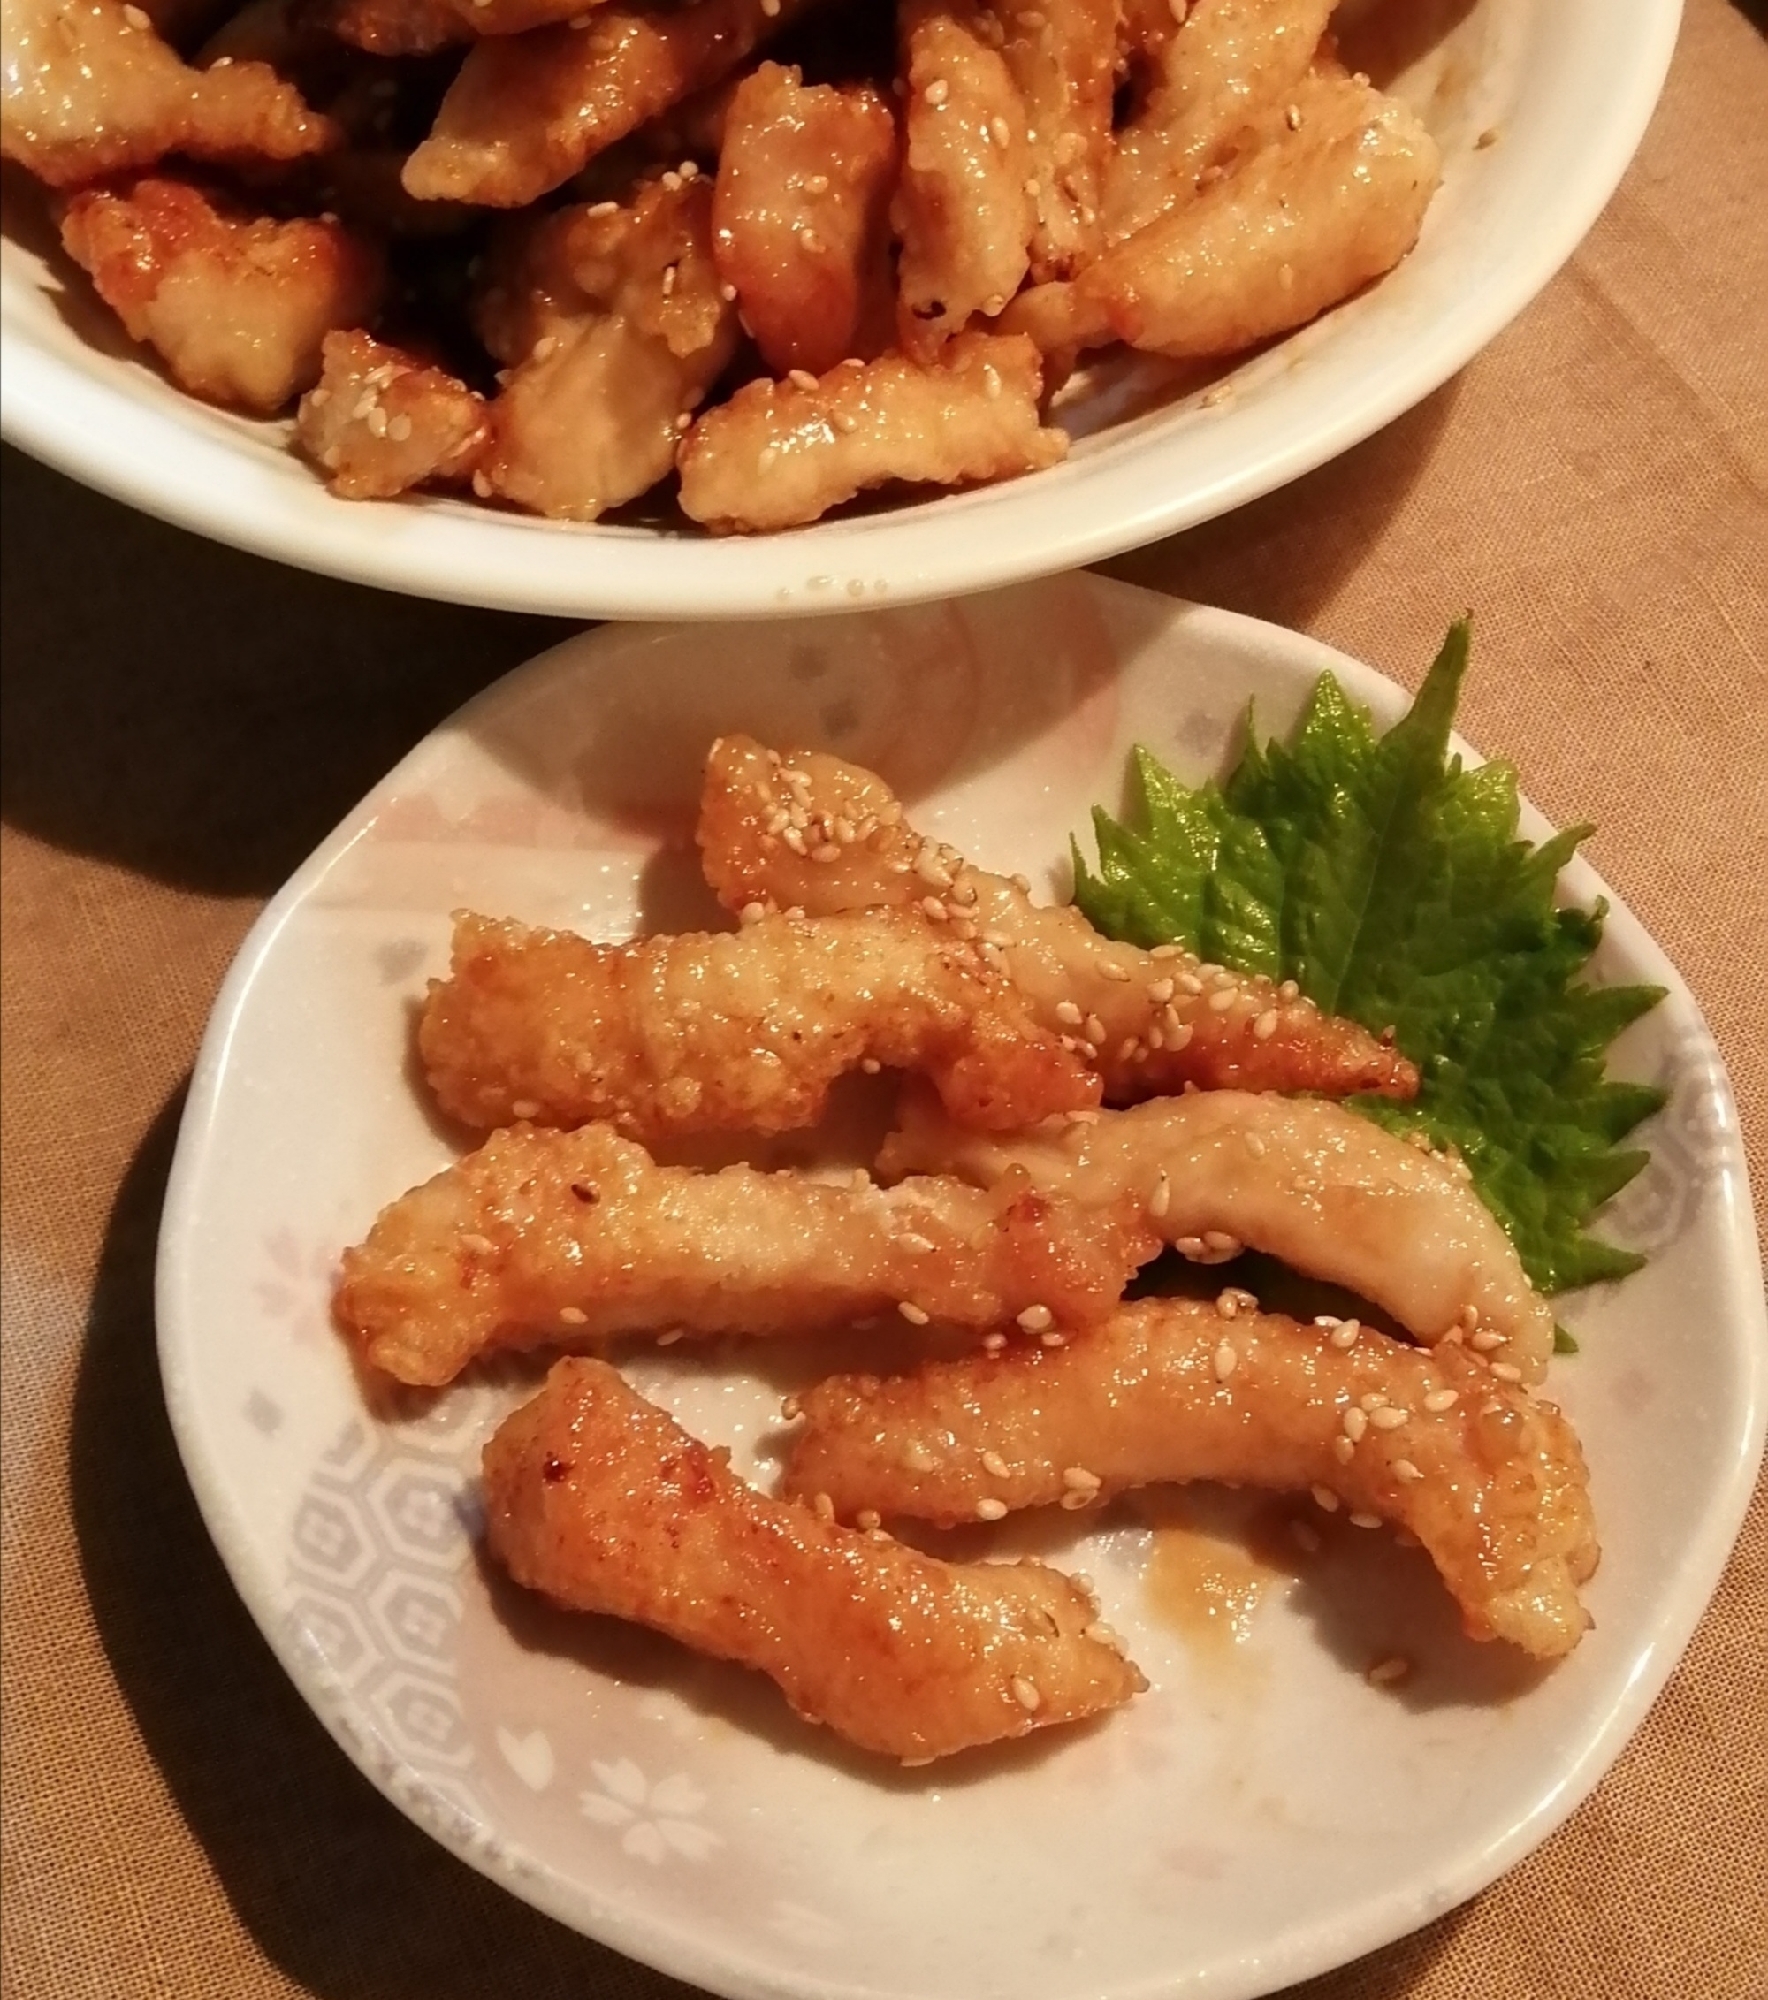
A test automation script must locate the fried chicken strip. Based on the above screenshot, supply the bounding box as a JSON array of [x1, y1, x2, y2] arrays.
[[993, 0, 1117, 282], [1104, 0, 1335, 246], [477, 176, 739, 521], [420, 908, 1100, 1140], [676, 333, 1066, 533], [1, 0, 333, 186], [711, 64, 897, 378], [881, 1091, 1556, 1379], [337, 1121, 1156, 1385], [892, 0, 1035, 356], [484, 1358, 1146, 1762], [59, 178, 383, 413], [697, 735, 1416, 1100], [783, 1298, 1598, 1659], [401, 0, 816, 207], [296, 331, 489, 499]]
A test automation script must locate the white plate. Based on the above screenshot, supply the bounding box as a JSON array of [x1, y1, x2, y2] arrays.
[[157, 578, 1764, 2000], [5, 0, 1680, 619]]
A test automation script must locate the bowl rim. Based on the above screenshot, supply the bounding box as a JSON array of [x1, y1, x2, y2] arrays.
[[2, 0, 1683, 619]]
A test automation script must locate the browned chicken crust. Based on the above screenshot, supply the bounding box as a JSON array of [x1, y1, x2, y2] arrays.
[[336, 1120, 1157, 1385], [1, 0, 333, 186], [477, 176, 739, 522], [59, 177, 383, 412], [484, 1358, 1147, 1761], [994, 0, 1117, 284], [296, 331, 489, 499], [419, 908, 1101, 1141], [401, 0, 816, 207], [784, 1298, 1599, 1659], [879, 1091, 1557, 1380], [675, 332, 1066, 533], [696, 735, 1417, 1100], [711, 64, 898, 379], [892, 0, 1035, 355]]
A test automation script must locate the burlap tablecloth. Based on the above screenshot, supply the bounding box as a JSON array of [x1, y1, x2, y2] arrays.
[[3, 2, 1765, 1993]]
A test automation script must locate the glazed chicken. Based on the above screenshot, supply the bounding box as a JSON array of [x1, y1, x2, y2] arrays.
[[484, 1358, 1147, 1762]]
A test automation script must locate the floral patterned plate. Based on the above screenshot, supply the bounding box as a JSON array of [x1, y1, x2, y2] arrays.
[[157, 578, 1765, 2000]]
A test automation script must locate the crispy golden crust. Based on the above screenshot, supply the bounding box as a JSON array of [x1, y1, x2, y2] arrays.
[[711, 64, 898, 378], [892, 0, 1035, 355], [477, 177, 739, 521], [696, 735, 1418, 1100], [994, 0, 1117, 283], [1, 0, 333, 186], [59, 178, 382, 413], [1104, 0, 1335, 245], [419, 908, 1101, 1141], [675, 332, 1066, 533], [296, 331, 489, 499], [483, 1358, 1146, 1761], [783, 1298, 1599, 1659], [321, 0, 466, 54], [879, 1091, 1557, 1379], [336, 1120, 1157, 1385], [1087, 71, 1440, 358], [401, 0, 815, 208]]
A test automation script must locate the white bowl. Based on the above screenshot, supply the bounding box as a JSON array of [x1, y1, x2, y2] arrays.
[[157, 580, 1765, 2000], [3, 0, 1680, 618]]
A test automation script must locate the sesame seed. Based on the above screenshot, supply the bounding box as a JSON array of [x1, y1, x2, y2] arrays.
[[510, 1100, 540, 1119], [1333, 1436, 1356, 1465], [1083, 1620, 1124, 1650], [1011, 873, 1033, 894], [1291, 1519, 1322, 1554], [1286, 103, 1302, 129], [982, 1450, 1011, 1479], [1054, 999, 1083, 1027], [1459, 1304, 1482, 1330], [1278, 980, 1300, 1001], [1061, 1465, 1100, 1492], [903, 1440, 937, 1470], [898, 1232, 936, 1255], [788, 367, 819, 390], [555, 1304, 587, 1325], [1310, 1484, 1339, 1512], [1215, 1291, 1240, 1319], [812, 1491, 835, 1521], [1083, 1013, 1106, 1044], [1253, 1009, 1279, 1040], [1016, 1304, 1053, 1332], [661, 169, 682, 191], [990, 114, 1011, 146], [1213, 1340, 1238, 1380], [977, 1497, 1009, 1521], [1202, 1230, 1240, 1255], [921, 895, 949, 921], [1369, 1406, 1409, 1431], [1470, 1329, 1507, 1351], [1208, 987, 1237, 1012], [1423, 1389, 1460, 1413], [1348, 1511, 1382, 1529], [387, 413, 413, 443], [1393, 1459, 1423, 1482], [1359, 1392, 1387, 1412], [757, 446, 777, 471], [983, 1332, 1007, 1355], [1367, 1655, 1410, 1685], [123, 2, 149, 23], [924, 78, 950, 107], [1165, 1021, 1194, 1051], [1039, 1330, 1066, 1349], [811, 842, 841, 863], [860, 1057, 882, 1074], [1490, 1362, 1524, 1383], [1245, 1132, 1267, 1159], [1010, 1675, 1042, 1711], [1342, 1407, 1368, 1443], [719, 281, 738, 301], [660, 264, 677, 295], [587, 199, 619, 217], [319, 445, 342, 471], [1159, 1002, 1185, 1041], [1099, 959, 1131, 981]]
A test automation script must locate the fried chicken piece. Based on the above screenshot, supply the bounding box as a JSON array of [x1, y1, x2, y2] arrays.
[[880, 1091, 1556, 1379], [337, 1121, 1156, 1385], [485, 1359, 1145, 1762], [992, 0, 1116, 283], [1104, 0, 1334, 246], [892, 0, 1035, 356], [1088, 70, 1440, 358], [296, 331, 488, 499], [401, 0, 815, 207], [711, 64, 897, 378], [1, 0, 332, 186], [58, 178, 383, 413], [477, 176, 738, 521], [783, 1298, 1599, 1659], [676, 333, 1066, 533], [696, 736, 1416, 1100], [322, 0, 465, 54], [420, 908, 1100, 1141]]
